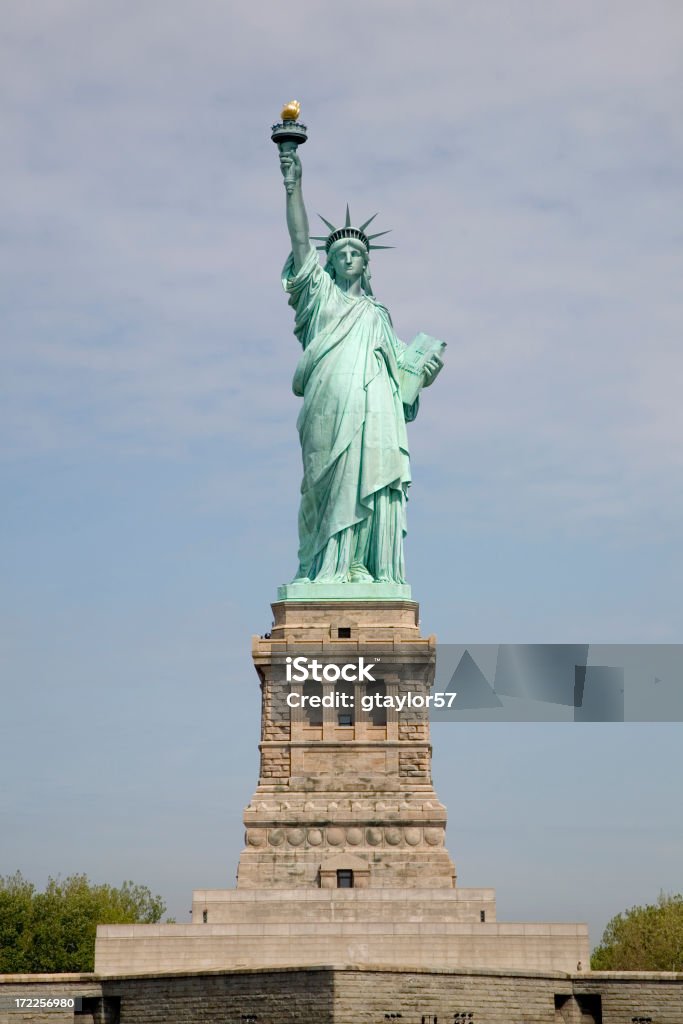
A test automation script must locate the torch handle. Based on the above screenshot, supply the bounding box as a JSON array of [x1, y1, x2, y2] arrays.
[[278, 140, 298, 196]]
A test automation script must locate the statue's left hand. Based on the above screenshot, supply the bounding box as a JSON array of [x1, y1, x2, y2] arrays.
[[422, 354, 443, 388]]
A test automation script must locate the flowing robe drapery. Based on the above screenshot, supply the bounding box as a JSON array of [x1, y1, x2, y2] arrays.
[[283, 246, 418, 583]]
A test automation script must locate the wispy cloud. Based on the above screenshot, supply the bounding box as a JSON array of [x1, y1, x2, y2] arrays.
[[2, 1, 682, 545]]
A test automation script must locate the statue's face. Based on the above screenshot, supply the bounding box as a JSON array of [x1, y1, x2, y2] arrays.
[[330, 242, 367, 283]]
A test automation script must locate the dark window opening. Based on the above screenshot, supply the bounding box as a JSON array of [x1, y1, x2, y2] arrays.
[[554, 995, 573, 1023], [337, 869, 354, 888], [365, 681, 387, 725], [337, 626, 351, 639], [303, 681, 323, 725], [77, 997, 122, 1024], [576, 994, 602, 1024], [202, 909, 208, 923], [75, 998, 97, 1023], [335, 682, 354, 725], [480, 910, 485, 922], [103, 998, 121, 1024]]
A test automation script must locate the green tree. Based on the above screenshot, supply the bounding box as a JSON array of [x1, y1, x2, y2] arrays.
[[0, 872, 166, 973], [0, 872, 36, 973], [591, 892, 683, 971]]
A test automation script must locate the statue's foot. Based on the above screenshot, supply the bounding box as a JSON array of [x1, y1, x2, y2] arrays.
[[290, 575, 312, 584], [348, 562, 374, 583]]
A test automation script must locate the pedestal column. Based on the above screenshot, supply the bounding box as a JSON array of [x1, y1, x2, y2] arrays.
[[238, 600, 457, 889]]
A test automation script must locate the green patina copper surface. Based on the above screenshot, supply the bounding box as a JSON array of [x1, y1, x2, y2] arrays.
[[276, 123, 444, 599], [277, 581, 412, 602]]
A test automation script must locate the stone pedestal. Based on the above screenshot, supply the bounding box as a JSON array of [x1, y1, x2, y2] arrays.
[[238, 600, 457, 889], [94, 598, 590, 977]]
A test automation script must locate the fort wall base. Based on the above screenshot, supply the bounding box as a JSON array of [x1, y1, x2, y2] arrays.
[[2, 967, 682, 1024]]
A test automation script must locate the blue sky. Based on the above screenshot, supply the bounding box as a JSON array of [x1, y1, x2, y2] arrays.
[[1, 2, 682, 947]]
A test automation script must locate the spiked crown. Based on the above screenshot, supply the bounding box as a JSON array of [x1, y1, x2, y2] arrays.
[[311, 205, 393, 253]]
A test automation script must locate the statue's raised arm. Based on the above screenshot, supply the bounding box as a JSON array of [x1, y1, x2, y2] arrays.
[[279, 150, 310, 273], [271, 102, 311, 273]]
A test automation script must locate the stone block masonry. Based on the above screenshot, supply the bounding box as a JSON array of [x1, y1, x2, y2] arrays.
[[2, 967, 681, 1023], [240, 600, 457, 891]]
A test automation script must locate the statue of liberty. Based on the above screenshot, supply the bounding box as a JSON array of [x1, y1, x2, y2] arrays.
[[276, 112, 444, 590]]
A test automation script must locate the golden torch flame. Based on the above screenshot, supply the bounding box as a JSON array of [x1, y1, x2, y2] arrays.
[[281, 100, 301, 122]]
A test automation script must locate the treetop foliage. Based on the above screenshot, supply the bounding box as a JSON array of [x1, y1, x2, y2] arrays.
[[0, 871, 166, 973], [591, 892, 683, 971]]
